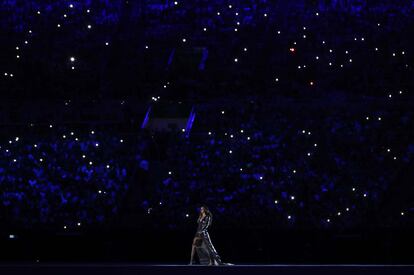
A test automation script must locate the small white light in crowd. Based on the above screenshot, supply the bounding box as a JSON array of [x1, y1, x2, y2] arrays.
[[392, 53, 396, 57], [15, 137, 19, 141], [89, 161, 93, 165], [275, 78, 279, 82], [87, 25, 92, 29], [244, 48, 247, 52], [352, 187, 356, 191], [39, 158, 43, 162], [87, 9, 90, 13], [9, 140, 12, 144], [315, 12, 319, 16], [221, 110, 225, 114], [105, 42, 109, 46], [315, 56, 319, 60], [388, 94, 392, 98], [240, 129, 244, 133], [70, 132, 74, 135], [95, 143, 99, 147], [399, 91, 403, 94], [274, 200, 278, 204], [217, 12, 220, 16], [16, 46, 19, 50], [98, 190, 102, 194], [327, 219, 330, 223], [77, 222, 81, 226], [13, 159, 17, 162], [174, 1, 178, 5], [34, 144, 38, 148], [247, 137, 251, 140], [346, 208, 350, 212], [259, 176, 263, 180], [64, 14, 67, 18], [9, 235, 15, 239], [208, 132, 212, 135], [394, 156, 397, 160], [145, 45, 149, 49], [168, 171, 172, 175], [71, 66, 75, 70], [181, 129, 186, 132], [402, 51, 405, 55], [288, 215, 292, 219], [64, 226, 67, 229], [293, 170, 296, 174], [49, 124, 53, 128], [182, 38, 186, 43], [234, 28, 238, 32], [120, 139, 124, 143], [363, 193, 367, 197], [203, 27, 207, 31], [314, 143, 318, 147], [234, 58, 238, 62], [229, 150, 233, 154], [91, 131, 95, 134], [277, 30, 281, 34], [69, 4, 74, 8], [337, 212, 341, 216], [307, 153, 311, 156], [70, 57, 75, 62], [240, 168, 243, 171], [62, 135, 66, 139], [185, 214, 189, 218], [75, 137, 78, 141], [387, 148, 391, 152], [264, 13, 268, 17], [375, 47, 378, 51], [37, 11, 41, 15], [401, 212, 405, 216], [378, 117, 382, 121], [291, 196, 295, 200], [106, 165, 110, 169]]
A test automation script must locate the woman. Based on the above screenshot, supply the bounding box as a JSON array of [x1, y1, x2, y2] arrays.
[[189, 206, 224, 265]]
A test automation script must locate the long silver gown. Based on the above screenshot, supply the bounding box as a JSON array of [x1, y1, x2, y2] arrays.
[[195, 215, 223, 265]]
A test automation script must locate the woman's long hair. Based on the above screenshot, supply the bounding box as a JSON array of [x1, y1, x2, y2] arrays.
[[199, 205, 213, 220]]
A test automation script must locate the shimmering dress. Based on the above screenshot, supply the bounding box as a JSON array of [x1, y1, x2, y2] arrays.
[[195, 214, 223, 265]]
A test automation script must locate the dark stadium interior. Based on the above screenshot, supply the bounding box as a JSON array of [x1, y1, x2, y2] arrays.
[[1, 1, 414, 273]]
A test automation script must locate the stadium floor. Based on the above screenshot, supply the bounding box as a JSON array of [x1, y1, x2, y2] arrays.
[[1, 263, 413, 275]]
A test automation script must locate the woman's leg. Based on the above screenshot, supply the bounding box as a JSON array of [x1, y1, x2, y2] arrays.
[[190, 237, 199, 264], [190, 244, 196, 264]]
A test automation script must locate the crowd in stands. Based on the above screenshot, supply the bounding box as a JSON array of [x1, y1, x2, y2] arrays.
[[0, 124, 131, 231], [0, 0, 414, 232]]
